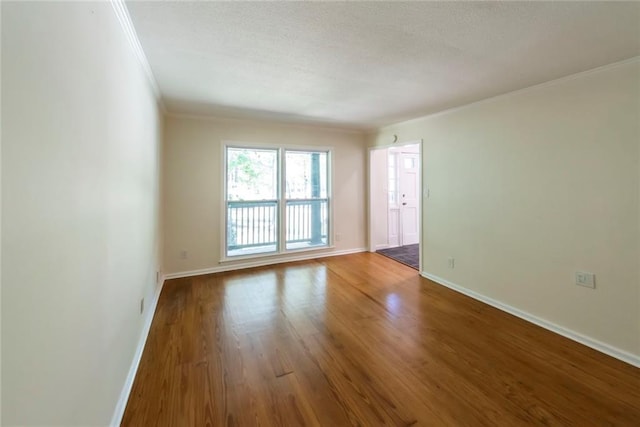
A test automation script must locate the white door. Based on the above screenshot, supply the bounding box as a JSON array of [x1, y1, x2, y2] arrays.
[[387, 152, 400, 247], [399, 153, 419, 245]]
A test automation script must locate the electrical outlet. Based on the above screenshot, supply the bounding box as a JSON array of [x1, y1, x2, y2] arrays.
[[448, 257, 455, 269], [575, 271, 595, 289], [335, 233, 341, 242], [140, 298, 144, 314], [180, 250, 188, 259]]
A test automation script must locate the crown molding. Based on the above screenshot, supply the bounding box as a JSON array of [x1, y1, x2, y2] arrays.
[[377, 56, 640, 132], [164, 110, 367, 135], [110, 0, 166, 112]]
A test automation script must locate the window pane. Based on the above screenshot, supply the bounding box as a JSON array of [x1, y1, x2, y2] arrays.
[[285, 151, 327, 199], [285, 150, 328, 250], [226, 147, 331, 257], [286, 200, 328, 250], [388, 153, 397, 205], [403, 156, 416, 169], [227, 201, 278, 257], [227, 147, 277, 200], [226, 147, 278, 257]]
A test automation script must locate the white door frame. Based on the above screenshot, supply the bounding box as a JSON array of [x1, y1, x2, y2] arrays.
[[367, 139, 423, 272]]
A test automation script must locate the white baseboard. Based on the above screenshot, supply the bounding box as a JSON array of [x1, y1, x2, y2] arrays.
[[164, 247, 367, 280], [420, 272, 640, 368], [110, 277, 165, 426]]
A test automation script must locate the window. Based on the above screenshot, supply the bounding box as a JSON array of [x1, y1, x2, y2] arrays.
[[285, 151, 328, 250], [225, 145, 330, 258], [388, 152, 398, 206]]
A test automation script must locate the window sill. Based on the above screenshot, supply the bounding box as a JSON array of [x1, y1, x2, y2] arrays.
[[220, 245, 335, 264]]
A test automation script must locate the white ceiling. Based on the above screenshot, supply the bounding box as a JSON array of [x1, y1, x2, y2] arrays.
[[126, 1, 640, 130]]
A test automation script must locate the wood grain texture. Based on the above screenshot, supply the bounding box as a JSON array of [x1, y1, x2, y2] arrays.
[[122, 253, 640, 426]]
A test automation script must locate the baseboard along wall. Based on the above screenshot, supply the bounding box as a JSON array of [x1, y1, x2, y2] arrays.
[[110, 255, 638, 426], [110, 278, 165, 427], [164, 247, 367, 280], [421, 271, 640, 369]]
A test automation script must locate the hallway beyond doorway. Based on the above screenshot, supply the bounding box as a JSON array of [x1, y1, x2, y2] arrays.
[[376, 244, 419, 270]]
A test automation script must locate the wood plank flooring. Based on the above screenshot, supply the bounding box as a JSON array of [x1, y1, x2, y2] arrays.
[[122, 253, 640, 426]]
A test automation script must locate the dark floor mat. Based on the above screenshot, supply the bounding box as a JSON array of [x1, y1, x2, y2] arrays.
[[376, 244, 419, 270]]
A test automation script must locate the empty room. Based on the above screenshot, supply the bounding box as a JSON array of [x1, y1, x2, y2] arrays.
[[2, 1, 639, 426]]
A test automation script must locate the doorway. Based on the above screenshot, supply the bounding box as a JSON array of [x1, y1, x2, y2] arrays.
[[368, 140, 422, 271]]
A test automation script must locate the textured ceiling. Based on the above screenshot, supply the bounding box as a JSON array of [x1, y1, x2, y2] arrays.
[[126, 1, 640, 130]]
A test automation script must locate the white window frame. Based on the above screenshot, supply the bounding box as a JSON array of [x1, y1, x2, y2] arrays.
[[220, 141, 334, 262]]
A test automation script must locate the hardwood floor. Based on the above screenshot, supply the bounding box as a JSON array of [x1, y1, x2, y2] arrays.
[[122, 253, 640, 426]]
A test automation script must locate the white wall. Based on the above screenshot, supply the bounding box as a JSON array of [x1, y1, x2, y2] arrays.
[[163, 114, 366, 275], [368, 60, 640, 360], [369, 148, 389, 251], [2, 2, 162, 425]]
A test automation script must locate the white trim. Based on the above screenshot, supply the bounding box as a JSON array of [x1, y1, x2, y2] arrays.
[[417, 141, 423, 273], [221, 143, 334, 261], [420, 272, 640, 368], [109, 0, 165, 111], [328, 149, 335, 248], [0, 4, 3, 420], [366, 147, 375, 252], [220, 245, 336, 263], [377, 57, 640, 132], [222, 140, 334, 153], [369, 138, 423, 152], [279, 146, 286, 252], [367, 139, 423, 271], [164, 248, 366, 280], [220, 142, 229, 262], [110, 277, 166, 427]]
